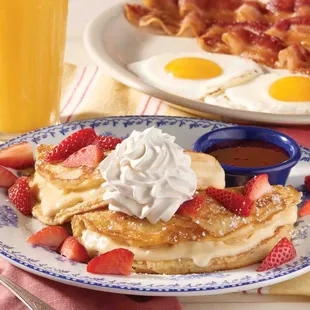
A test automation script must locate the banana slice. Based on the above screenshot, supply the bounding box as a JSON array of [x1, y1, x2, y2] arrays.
[[185, 151, 225, 190]]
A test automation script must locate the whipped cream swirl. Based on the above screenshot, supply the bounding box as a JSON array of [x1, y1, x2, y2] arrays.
[[99, 127, 197, 223]]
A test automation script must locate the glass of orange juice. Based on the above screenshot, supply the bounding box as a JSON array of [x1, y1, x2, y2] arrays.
[[0, 0, 68, 139]]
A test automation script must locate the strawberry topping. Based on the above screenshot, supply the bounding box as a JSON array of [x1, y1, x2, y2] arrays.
[[177, 194, 204, 217], [62, 145, 104, 168], [206, 188, 254, 217], [94, 136, 122, 151], [87, 248, 134, 276], [0, 142, 34, 169], [45, 128, 98, 163], [244, 174, 272, 201], [60, 237, 89, 263], [27, 226, 69, 251], [256, 237, 296, 272], [299, 200, 310, 217], [8, 177, 33, 216], [0, 166, 17, 189], [304, 175, 310, 193]]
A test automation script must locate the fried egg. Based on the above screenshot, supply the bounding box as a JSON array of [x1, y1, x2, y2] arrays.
[[204, 73, 310, 114], [127, 52, 263, 100]]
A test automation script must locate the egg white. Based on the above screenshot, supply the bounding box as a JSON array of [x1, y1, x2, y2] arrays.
[[204, 73, 310, 114], [127, 52, 263, 101]]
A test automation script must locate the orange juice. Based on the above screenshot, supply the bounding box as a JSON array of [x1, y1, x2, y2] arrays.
[[0, 0, 68, 134]]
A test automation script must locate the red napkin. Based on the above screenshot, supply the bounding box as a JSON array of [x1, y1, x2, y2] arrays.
[[0, 259, 181, 310]]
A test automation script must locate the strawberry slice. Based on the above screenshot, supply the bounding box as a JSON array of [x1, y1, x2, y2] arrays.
[[177, 194, 204, 217], [87, 248, 134, 276], [45, 128, 98, 163], [0, 166, 17, 189], [95, 136, 122, 151], [27, 226, 69, 250], [60, 237, 89, 263], [206, 188, 254, 217], [62, 145, 104, 168], [256, 237, 296, 272], [8, 177, 33, 215], [299, 200, 310, 217], [244, 174, 272, 201], [0, 142, 34, 169], [305, 176, 310, 193]]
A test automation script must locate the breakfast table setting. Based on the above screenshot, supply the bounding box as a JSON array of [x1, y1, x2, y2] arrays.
[[1, 0, 310, 309]]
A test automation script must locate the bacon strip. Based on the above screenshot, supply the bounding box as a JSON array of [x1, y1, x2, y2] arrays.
[[295, 0, 310, 9], [199, 21, 271, 54], [274, 15, 310, 30], [124, 4, 181, 35], [222, 28, 287, 66], [278, 43, 310, 74], [177, 12, 209, 36], [235, 2, 268, 22], [143, 0, 179, 11], [267, 16, 310, 48], [266, 0, 295, 13]]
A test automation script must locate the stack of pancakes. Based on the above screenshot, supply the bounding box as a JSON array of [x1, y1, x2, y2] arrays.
[[30, 144, 301, 274], [30, 145, 107, 225]]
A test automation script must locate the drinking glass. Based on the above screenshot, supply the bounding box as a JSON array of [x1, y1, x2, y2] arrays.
[[0, 0, 68, 139]]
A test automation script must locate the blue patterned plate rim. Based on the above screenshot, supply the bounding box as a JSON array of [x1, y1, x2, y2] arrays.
[[0, 115, 309, 296]]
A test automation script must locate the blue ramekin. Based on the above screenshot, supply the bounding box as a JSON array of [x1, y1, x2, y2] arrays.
[[193, 126, 301, 187]]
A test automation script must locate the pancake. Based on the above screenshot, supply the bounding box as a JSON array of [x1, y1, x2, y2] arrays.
[[30, 144, 225, 225], [35, 144, 104, 190], [72, 185, 301, 274], [30, 144, 107, 225]]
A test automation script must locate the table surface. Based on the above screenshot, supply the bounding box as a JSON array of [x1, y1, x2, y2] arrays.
[[66, 0, 310, 308]]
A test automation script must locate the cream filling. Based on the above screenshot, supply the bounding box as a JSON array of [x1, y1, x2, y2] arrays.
[[81, 205, 297, 267], [32, 173, 104, 217]]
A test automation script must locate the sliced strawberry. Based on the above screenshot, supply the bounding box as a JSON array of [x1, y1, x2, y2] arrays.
[[177, 194, 204, 217], [8, 177, 32, 215], [27, 226, 69, 250], [206, 188, 254, 217], [299, 200, 310, 217], [0, 166, 17, 189], [62, 145, 104, 168], [87, 248, 134, 276], [256, 237, 296, 272], [244, 174, 272, 201], [0, 142, 34, 169], [45, 128, 97, 163], [60, 237, 89, 263], [94, 136, 122, 151], [305, 176, 310, 193]]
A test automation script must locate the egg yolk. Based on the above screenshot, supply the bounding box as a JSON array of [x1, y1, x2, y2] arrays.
[[164, 57, 223, 80], [269, 76, 310, 102]]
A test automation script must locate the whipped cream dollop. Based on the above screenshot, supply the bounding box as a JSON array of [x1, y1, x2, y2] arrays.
[[99, 127, 197, 223]]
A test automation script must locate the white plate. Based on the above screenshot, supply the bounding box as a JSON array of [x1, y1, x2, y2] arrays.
[[0, 116, 310, 296], [83, 4, 310, 125]]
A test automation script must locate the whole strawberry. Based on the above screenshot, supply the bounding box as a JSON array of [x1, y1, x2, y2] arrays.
[[45, 128, 97, 163], [8, 177, 33, 216], [95, 136, 122, 151]]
